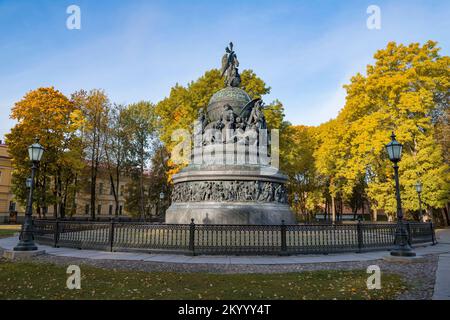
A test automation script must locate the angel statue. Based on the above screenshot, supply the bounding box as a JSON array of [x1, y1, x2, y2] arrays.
[[221, 42, 241, 87]]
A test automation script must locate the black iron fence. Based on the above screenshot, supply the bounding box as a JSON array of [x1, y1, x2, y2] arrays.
[[32, 219, 436, 256]]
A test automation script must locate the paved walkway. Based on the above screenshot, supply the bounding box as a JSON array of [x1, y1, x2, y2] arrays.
[[2, 230, 450, 299], [432, 229, 450, 300], [1, 232, 449, 265]]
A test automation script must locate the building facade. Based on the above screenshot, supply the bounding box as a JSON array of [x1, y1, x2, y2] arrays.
[[0, 142, 21, 218], [0, 143, 132, 220]]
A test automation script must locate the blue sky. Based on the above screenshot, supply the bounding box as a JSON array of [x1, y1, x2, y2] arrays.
[[0, 0, 449, 140]]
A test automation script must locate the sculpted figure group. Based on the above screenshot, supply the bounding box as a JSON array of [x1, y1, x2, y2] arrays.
[[195, 42, 269, 148], [172, 180, 288, 204], [197, 99, 267, 148]]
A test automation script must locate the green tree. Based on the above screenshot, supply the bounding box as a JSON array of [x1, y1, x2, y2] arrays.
[[123, 101, 157, 218], [146, 144, 172, 219], [104, 104, 130, 216], [71, 89, 110, 219]]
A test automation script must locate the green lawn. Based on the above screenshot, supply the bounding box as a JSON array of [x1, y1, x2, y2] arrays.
[[0, 230, 17, 238], [0, 226, 20, 238], [0, 260, 407, 300]]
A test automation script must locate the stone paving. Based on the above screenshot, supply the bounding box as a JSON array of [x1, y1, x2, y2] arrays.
[[432, 229, 450, 300], [1, 228, 450, 300], [1, 235, 448, 265]]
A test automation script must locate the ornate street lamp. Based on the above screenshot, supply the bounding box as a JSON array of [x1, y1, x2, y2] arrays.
[[385, 132, 415, 257], [26, 177, 32, 189], [14, 139, 44, 251], [415, 181, 424, 221]]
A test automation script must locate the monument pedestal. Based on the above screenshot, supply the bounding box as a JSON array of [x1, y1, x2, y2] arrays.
[[166, 164, 296, 225], [166, 201, 295, 225]]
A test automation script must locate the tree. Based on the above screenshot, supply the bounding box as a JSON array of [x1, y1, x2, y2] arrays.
[[71, 89, 110, 219], [104, 104, 130, 216], [6, 87, 83, 218], [146, 143, 172, 219], [332, 41, 449, 220], [122, 101, 157, 219], [283, 125, 319, 221]]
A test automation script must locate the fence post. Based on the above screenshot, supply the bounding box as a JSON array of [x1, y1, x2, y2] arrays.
[[430, 221, 436, 245], [54, 218, 60, 248], [189, 218, 196, 256], [280, 220, 287, 255], [109, 219, 115, 252], [406, 222, 412, 246], [357, 220, 363, 253]]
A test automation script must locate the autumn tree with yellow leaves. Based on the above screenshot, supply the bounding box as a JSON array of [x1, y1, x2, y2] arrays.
[[315, 41, 450, 223], [6, 87, 84, 218]]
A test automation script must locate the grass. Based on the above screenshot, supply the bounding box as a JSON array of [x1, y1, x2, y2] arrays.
[[0, 225, 20, 238], [0, 259, 407, 300]]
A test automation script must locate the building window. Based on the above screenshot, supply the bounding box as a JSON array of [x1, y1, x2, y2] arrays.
[[97, 205, 102, 215], [99, 183, 104, 195], [85, 204, 89, 215], [109, 204, 113, 216], [120, 185, 124, 197], [119, 205, 123, 215], [9, 202, 16, 212]]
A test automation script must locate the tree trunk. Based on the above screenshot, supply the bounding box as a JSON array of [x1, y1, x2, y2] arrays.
[[90, 164, 97, 220], [442, 206, 449, 226], [57, 170, 63, 218], [139, 149, 145, 220], [61, 178, 68, 218], [361, 200, 365, 221], [42, 169, 47, 218], [72, 173, 79, 216], [53, 176, 58, 218], [115, 148, 122, 217], [331, 196, 336, 223], [105, 144, 120, 217], [115, 166, 120, 216]]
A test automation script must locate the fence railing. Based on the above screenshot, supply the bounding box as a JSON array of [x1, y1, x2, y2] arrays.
[[32, 219, 436, 256]]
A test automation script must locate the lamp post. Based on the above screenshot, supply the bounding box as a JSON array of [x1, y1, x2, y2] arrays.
[[26, 177, 32, 189], [385, 132, 415, 257], [14, 139, 44, 251], [415, 181, 424, 222]]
